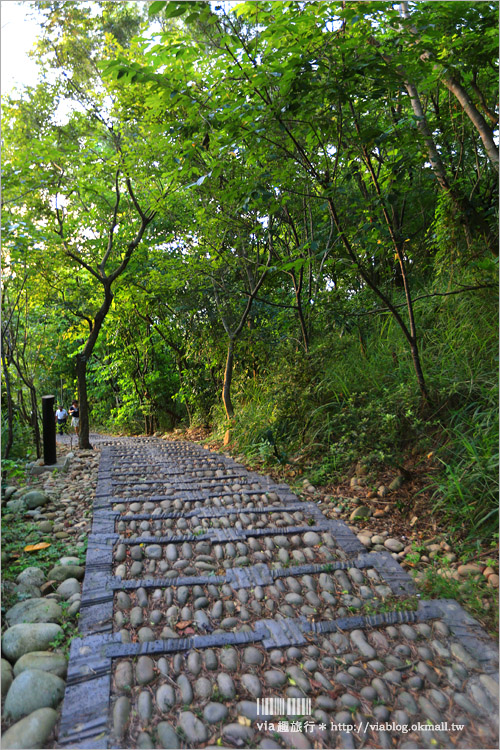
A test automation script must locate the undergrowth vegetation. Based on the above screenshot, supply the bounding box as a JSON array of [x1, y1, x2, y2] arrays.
[[224, 281, 498, 548]]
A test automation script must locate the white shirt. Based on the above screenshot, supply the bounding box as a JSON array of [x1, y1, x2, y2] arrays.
[[56, 409, 68, 419]]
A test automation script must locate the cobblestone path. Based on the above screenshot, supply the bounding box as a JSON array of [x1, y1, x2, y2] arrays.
[[57, 438, 499, 749]]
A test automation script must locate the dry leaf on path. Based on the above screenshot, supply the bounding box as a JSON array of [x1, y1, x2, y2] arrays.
[[175, 620, 193, 630]]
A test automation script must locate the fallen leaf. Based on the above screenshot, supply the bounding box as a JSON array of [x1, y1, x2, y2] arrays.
[[237, 716, 251, 727], [175, 620, 193, 630], [24, 542, 51, 552], [182, 627, 195, 636]]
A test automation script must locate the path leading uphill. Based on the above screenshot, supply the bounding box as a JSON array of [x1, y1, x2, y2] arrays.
[[57, 437, 498, 749]]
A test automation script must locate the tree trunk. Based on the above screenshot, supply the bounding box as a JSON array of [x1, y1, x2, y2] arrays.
[[29, 384, 41, 458], [76, 353, 92, 449], [77, 283, 114, 449], [409, 339, 429, 407], [222, 338, 235, 420], [326, 196, 431, 406], [1, 352, 14, 460], [441, 74, 499, 171], [291, 271, 309, 353]]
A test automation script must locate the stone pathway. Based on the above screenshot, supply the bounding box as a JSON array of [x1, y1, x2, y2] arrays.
[[56, 437, 498, 749]]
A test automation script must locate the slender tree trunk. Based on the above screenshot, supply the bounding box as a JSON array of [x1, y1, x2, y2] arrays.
[[76, 353, 91, 449], [77, 284, 114, 449], [29, 384, 41, 458], [440, 74, 499, 171], [371, 25, 496, 252], [176, 360, 192, 426], [291, 271, 309, 353], [222, 338, 235, 420], [326, 196, 431, 406], [1, 352, 14, 460]]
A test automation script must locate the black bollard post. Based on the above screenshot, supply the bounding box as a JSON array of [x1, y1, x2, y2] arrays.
[[42, 395, 57, 465]]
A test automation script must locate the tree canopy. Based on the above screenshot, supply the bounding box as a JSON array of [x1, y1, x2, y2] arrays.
[[2, 0, 498, 544]]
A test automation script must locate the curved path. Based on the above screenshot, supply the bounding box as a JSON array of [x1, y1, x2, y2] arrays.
[[57, 437, 499, 749]]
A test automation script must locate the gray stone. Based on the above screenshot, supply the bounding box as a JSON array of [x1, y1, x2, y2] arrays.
[[138, 627, 154, 642], [278, 548, 289, 564], [205, 650, 218, 670], [130, 607, 143, 627], [137, 690, 153, 722], [149, 609, 162, 625], [195, 610, 211, 630], [47, 565, 84, 582], [243, 646, 264, 666], [56, 578, 81, 600], [350, 506, 371, 521], [136, 656, 154, 685], [156, 684, 176, 710], [144, 545, 162, 559], [204, 702, 229, 723], [137, 731, 154, 749], [23, 491, 49, 509], [194, 596, 209, 610], [303, 531, 321, 546], [115, 661, 133, 692], [2, 624, 63, 663], [13, 651, 67, 679], [58, 556, 80, 566], [222, 724, 254, 744], [279, 732, 311, 749], [156, 722, 179, 749], [417, 696, 442, 724], [217, 672, 236, 699], [315, 695, 336, 710], [389, 475, 404, 491], [285, 592, 303, 605], [384, 538, 404, 553], [241, 673, 262, 698], [220, 647, 238, 671], [238, 699, 273, 721], [1, 658, 13, 697], [4, 670, 65, 721], [194, 677, 212, 699], [178, 711, 207, 744], [16, 568, 45, 587], [116, 592, 131, 610], [5, 598, 62, 627], [7, 498, 27, 513], [187, 651, 202, 676], [113, 696, 130, 740], [165, 544, 178, 561], [350, 630, 376, 659], [177, 674, 193, 704], [13, 583, 41, 600], [371, 677, 391, 702], [0, 707, 58, 749]]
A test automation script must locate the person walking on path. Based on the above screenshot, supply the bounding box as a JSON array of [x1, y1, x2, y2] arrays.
[[55, 405, 68, 435], [69, 400, 80, 436]]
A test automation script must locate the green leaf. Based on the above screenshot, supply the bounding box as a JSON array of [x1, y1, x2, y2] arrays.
[[165, 3, 189, 19], [148, 1, 167, 15]]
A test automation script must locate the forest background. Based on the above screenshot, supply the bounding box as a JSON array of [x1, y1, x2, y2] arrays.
[[2, 1, 498, 559]]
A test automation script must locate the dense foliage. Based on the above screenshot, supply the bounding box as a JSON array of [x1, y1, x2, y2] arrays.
[[2, 1, 498, 546]]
